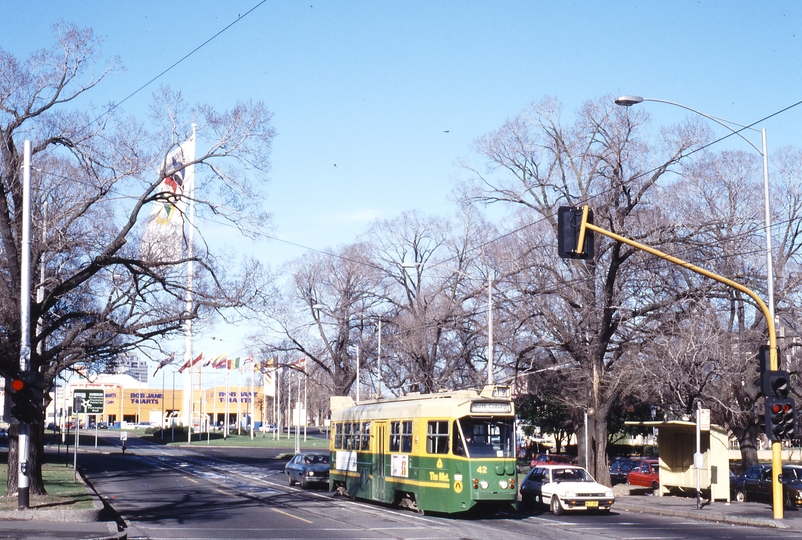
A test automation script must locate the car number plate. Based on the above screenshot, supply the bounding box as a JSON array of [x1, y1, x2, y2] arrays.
[[585, 501, 599, 508]]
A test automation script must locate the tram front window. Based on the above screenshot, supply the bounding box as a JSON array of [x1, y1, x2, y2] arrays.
[[454, 417, 514, 458]]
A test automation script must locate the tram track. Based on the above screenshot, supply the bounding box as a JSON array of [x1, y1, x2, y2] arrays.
[[119, 446, 458, 539]]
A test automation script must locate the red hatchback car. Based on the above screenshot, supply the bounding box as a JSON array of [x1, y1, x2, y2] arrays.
[[627, 459, 660, 489]]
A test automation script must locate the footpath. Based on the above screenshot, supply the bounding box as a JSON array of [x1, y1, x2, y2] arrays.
[[613, 483, 802, 530], [2, 466, 802, 539]]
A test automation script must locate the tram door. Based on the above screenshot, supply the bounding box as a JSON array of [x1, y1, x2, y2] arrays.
[[374, 421, 387, 501]]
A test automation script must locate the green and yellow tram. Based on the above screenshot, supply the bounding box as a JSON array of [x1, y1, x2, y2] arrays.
[[329, 385, 517, 514]]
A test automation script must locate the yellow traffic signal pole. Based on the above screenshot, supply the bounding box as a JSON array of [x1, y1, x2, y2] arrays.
[[576, 206, 783, 519]]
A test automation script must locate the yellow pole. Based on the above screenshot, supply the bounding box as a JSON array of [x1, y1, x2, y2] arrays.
[[577, 206, 781, 518]]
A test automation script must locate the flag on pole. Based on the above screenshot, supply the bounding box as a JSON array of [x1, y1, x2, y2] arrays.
[[178, 352, 203, 373], [240, 356, 254, 372], [227, 357, 241, 370], [205, 352, 225, 368], [290, 358, 306, 373], [153, 353, 175, 377], [263, 358, 276, 397], [211, 354, 228, 369], [141, 135, 196, 262]]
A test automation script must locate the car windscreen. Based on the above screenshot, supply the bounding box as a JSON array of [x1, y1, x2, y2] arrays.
[[552, 468, 593, 482]]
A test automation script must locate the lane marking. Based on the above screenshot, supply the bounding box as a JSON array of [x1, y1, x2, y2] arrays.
[[272, 507, 313, 524]]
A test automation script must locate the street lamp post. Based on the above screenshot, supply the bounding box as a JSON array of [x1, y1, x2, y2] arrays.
[[616, 95, 781, 519], [614, 95, 775, 320]]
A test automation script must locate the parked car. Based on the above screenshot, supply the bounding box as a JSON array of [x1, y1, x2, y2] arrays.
[[733, 464, 802, 508], [46, 423, 60, 433], [530, 454, 573, 467], [284, 452, 330, 489], [520, 464, 615, 515], [627, 459, 660, 489], [258, 423, 277, 433], [609, 458, 637, 485]]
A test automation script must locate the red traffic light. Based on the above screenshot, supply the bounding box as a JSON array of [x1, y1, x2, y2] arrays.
[[11, 379, 24, 392]]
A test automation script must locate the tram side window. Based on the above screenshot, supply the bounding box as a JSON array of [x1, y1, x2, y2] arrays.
[[426, 421, 449, 454], [335, 423, 343, 449], [401, 420, 413, 453], [390, 421, 401, 452], [353, 422, 361, 450], [389, 421, 413, 452], [361, 422, 371, 451], [344, 422, 353, 450]]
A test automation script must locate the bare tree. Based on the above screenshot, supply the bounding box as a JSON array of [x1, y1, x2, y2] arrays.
[[262, 244, 383, 397], [0, 23, 276, 494], [462, 95, 706, 484], [365, 210, 497, 393]]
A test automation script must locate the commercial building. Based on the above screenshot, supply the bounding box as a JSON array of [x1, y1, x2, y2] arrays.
[[49, 374, 272, 429]]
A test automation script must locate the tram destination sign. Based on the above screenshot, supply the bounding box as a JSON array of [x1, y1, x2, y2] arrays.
[[73, 389, 105, 414]]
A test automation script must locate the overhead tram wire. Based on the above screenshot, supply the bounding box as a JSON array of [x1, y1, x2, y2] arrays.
[[31, 0, 269, 165], [31, 9, 802, 279], [457, 97, 802, 267], [89, 0, 270, 132]]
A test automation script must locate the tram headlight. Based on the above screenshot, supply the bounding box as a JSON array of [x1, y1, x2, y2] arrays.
[[499, 480, 508, 489], [479, 480, 489, 490]]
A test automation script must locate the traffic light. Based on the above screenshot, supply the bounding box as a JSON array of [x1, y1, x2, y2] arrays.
[[762, 367, 795, 441], [557, 206, 594, 259], [764, 370, 790, 399], [765, 397, 795, 441], [9, 371, 45, 425]]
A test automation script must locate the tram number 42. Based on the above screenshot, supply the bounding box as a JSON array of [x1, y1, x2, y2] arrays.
[[476, 466, 488, 474]]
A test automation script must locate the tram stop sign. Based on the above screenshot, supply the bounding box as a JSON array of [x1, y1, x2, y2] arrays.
[[73, 389, 105, 414]]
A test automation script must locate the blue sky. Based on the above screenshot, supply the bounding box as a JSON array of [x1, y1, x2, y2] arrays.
[[4, 1, 802, 375]]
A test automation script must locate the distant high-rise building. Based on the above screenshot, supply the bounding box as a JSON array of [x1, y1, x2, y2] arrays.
[[113, 353, 148, 384]]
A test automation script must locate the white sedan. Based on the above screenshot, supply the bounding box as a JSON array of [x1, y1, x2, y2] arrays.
[[520, 464, 615, 515]]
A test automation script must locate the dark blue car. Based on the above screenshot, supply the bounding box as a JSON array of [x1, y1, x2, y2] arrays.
[[284, 452, 330, 489], [733, 464, 802, 508]]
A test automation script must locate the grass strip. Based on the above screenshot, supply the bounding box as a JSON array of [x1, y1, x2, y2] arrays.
[[0, 457, 95, 511]]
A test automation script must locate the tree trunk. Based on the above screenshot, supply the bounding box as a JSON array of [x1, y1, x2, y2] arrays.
[[6, 424, 46, 497], [574, 413, 612, 486], [584, 415, 612, 486], [732, 422, 760, 470]]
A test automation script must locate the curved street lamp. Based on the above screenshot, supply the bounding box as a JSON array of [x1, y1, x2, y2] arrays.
[[615, 95, 775, 321], [616, 94, 783, 519]]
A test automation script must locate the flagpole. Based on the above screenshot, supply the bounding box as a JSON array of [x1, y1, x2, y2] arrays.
[[237, 364, 242, 435], [274, 365, 279, 441], [250, 365, 255, 440], [213, 375, 217, 435], [262, 364, 267, 437], [182, 126, 197, 435], [161, 370, 165, 439], [224, 365, 229, 439]]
